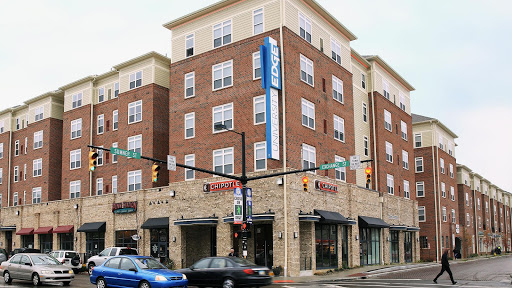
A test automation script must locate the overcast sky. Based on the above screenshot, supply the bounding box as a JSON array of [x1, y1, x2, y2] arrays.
[[1, 0, 510, 192]]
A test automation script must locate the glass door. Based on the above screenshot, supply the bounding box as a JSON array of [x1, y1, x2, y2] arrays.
[[254, 224, 273, 268], [404, 232, 412, 262]]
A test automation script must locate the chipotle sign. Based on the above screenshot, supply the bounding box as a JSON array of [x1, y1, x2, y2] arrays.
[[314, 180, 338, 193]]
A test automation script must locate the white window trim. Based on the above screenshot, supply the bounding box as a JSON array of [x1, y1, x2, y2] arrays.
[[298, 12, 312, 43], [401, 120, 408, 141], [185, 33, 194, 58], [98, 87, 105, 103], [301, 98, 315, 130], [363, 136, 369, 157], [33, 131, 43, 150], [333, 114, 345, 143], [402, 150, 409, 170], [129, 71, 142, 90], [185, 154, 195, 181], [127, 170, 142, 192], [185, 72, 195, 98], [112, 176, 118, 194], [415, 133, 422, 148], [128, 100, 143, 124], [335, 155, 346, 182], [252, 7, 264, 35], [32, 187, 42, 204], [302, 143, 316, 174], [70, 149, 81, 170], [442, 207, 447, 222], [212, 19, 232, 48], [387, 174, 394, 195], [254, 142, 267, 172], [385, 141, 393, 163], [185, 112, 195, 139], [252, 52, 261, 80], [384, 110, 392, 132], [300, 54, 314, 87], [128, 135, 142, 155], [415, 157, 424, 173], [330, 37, 342, 65], [33, 158, 42, 178], [212, 60, 234, 91], [416, 182, 425, 197], [213, 147, 234, 175], [404, 180, 410, 199], [253, 95, 265, 125], [112, 142, 118, 163], [113, 110, 118, 131], [70, 119, 82, 139], [34, 106, 44, 122], [362, 102, 368, 123], [96, 178, 103, 195], [332, 75, 343, 103], [97, 114, 104, 135], [212, 102, 234, 134]]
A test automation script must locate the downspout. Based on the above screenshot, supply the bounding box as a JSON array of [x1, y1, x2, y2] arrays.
[[89, 77, 97, 196], [431, 121, 440, 262], [370, 63, 378, 190], [7, 128, 12, 206], [474, 188, 478, 254]]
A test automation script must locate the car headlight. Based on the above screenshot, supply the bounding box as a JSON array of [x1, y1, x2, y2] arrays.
[[155, 275, 167, 281], [182, 274, 187, 280], [41, 270, 54, 274], [69, 270, 74, 274]]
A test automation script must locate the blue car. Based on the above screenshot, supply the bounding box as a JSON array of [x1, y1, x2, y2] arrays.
[[90, 255, 187, 288]]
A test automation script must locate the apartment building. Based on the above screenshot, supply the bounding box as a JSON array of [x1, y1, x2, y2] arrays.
[[457, 165, 476, 257]]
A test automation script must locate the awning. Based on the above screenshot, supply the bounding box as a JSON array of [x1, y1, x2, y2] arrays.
[[53, 225, 74, 234], [298, 213, 321, 222], [222, 213, 275, 223], [16, 228, 34, 235], [174, 217, 218, 226], [358, 216, 390, 228], [407, 226, 420, 231], [77, 222, 106, 233], [141, 217, 169, 229], [389, 225, 408, 231], [34, 226, 53, 234], [314, 210, 349, 224], [0, 225, 16, 231]]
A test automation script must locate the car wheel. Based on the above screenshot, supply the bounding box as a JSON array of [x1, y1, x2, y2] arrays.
[[139, 280, 151, 288], [96, 277, 107, 288], [32, 273, 41, 286], [88, 263, 95, 275], [3, 271, 12, 284], [63, 281, 71, 286], [222, 278, 235, 288]]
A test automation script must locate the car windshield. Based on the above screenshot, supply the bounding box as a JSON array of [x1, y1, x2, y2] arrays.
[[30, 255, 61, 265], [229, 258, 257, 266], [134, 258, 167, 270]]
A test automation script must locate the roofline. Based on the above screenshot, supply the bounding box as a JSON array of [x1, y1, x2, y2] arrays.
[[0, 108, 13, 116], [11, 104, 28, 113], [456, 163, 472, 173], [351, 48, 370, 69], [112, 51, 171, 70], [364, 55, 415, 91], [412, 118, 458, 139], [58, 75, 96, 91], [95, 70, 118, 82], [24, 90, 64, 105]]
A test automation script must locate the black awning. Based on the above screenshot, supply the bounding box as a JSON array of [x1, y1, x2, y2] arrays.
[[77, 222, 106, 233], [358, 216, 389, 228], [141, 217, 169, 229], [314, 210, 349, 224], [174, 217, 218, 226]]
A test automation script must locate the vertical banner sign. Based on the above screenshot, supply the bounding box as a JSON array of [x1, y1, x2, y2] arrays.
[[260, 36, 281, 160], [234, 187, 243, 224], [245, 188, 253, 224]]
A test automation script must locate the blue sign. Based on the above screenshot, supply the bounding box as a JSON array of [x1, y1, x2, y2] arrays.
[[245, 188, 253, 224]]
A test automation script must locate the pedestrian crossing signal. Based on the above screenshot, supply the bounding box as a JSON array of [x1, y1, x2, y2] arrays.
[[302, 176, 309, 192], [152, 163, 160, 182]]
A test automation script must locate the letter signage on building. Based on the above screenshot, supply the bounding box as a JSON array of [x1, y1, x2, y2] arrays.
[[203, 180, 242, 193], [314, 180, 338, 193], [112, 201, 138, 214], [260, 36, 281, 160]]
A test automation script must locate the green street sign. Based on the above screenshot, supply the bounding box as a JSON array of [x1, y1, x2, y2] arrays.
[[110, 147, 141, 159], [320, 161, 350, 170]]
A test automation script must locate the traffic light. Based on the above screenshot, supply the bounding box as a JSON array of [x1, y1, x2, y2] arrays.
[[365, 166, 372, 185], [88, 150, 98, 172], [151, 163, 160, 182], [302, 176, 309, 192]]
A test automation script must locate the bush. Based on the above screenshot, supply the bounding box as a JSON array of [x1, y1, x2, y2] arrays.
[[162, 258, 175, 270], [272, 265, 283, 276]]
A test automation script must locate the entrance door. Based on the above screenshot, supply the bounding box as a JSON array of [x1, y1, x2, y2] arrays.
[[404, 232, 412, 262], [6, 231, 12, 254], [254, 224, 273, 268], [454, 237, 462, 258], [341, 226, 348, 268], [150, 228, 169, 262]]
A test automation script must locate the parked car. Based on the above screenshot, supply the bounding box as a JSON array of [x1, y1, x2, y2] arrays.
[[90, 255, 187, 288], [177, 257, 271, 288], [87, 247, 138, 274], [10, 248, 41, 257], [0, 249, 8, 264], [49, 250, 82, 273], [0, 253, 74, 286]]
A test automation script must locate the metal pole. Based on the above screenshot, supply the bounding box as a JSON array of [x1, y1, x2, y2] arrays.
[[241, 132, 248, 258]]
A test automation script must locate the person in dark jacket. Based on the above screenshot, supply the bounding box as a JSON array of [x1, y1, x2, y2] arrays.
[[434, 249, 457, 284], [228, 248, 238, 257]]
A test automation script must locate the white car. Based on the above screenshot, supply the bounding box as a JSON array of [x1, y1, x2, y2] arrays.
[[48, 251, 81, 273], [86, 247, 137, 274]]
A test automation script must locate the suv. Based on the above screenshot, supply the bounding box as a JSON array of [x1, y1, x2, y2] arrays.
[[49, 250, 82, 273], [86, 247, 137, 274], [10, 248, 41, 256]]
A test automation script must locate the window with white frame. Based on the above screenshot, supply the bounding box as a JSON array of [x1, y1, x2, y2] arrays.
[[70, 149, 81, 170], [333, 115, 345, 142], [34, 131, 43, 149], [486, 201, 488, 212], [213, 20, 231, 48], [466, 193, 469, 206], [129, 71, 142, 89], [253, 8, 263, 34], [415, 157, 424, 172], [0, 143, 3, 159], [114, 82, 119, 98], [301, 98, 315, 129], [402, 150, 409, 170], [451, 186, 455, 201], [382, 80, 390, 99], [253, 52, 261, 79], [478, 216, 481, 228], [72, 92, 82, 108], [387, 174, 394, 195], [213, 147, 234, 174], [23, 164, 26, 180], [299, 13, 311, 43], [438, 135, 444, 150], [417, 182, 424, 197], [0, 168, 2, 184], [186, 34, 194, 57], [128, 170, 142, 191], [419, 206, 425, 222], [335, 155, 346, 182], [302, 144, 316, 171], [98, 87, 105, 103], [112, 176, 118, 194], [112, 143, 118, 163], [185, 72, 195, 98], [15, 140, 19, 156], [361, 73, 366, 89], [450, 209, 455, 223], [97, 114, 104, 134], [441, 182, 446, 198], [213, 103, 233, 131], [113, 110, 118, 130], [332, 75, 343, 102], [13, 192, 18, 206], [399, 93, 406, 111], [97, 147, 104, 166], [32, 187, 41, 204], [415, 133, 422, 148], [401, 121, 407, 140], [71, 119, 82, 139], [404, 180, 410, 199], [362, 103, 367, 123], [466, 213, 470, 226], [24, 137, 27, 154], [14, 166, 19, 182], [0, 121, 4, 133], [448, 142, 453, 156], [185, 112, 195, 139], [34, 106, 44, 122], [441, 207, 447, 222], [384, 110, 392, 131], [300, 55, 314, 86], [128, 100, 142, 124], [185, 154, 195, 180], [96, 178, 103, 195], [477, 198, 480, 210], [128, 135, 142, 155], [331, 38, 342, 65], [32, 158, 42, 177], [449, 164, 454, 178], [385, 142, 393, 163], [253, 96, 265, 125], [212, 60, 233, 90], [440, 158, 445, 174], [254, 142, 266, 171], [363, 136, 369, 157]]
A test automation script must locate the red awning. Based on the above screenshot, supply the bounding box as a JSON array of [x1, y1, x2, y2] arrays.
[[16, 228, 34, 235], [53, 225, 74, 234], [34, 226, 53, 234]]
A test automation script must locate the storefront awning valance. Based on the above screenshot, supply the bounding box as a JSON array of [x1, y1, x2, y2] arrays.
[[358, 216, 390, 228], [77, 222, 106, 233], [314, 210, 349, 224], [223, 213, 275, 223], [407, 226, 420, 231], [389, 225, 407, 231], [16, 228, 34, 235], [174, 217, 218, 226], [298, 213, 321, 222], [53, 225, 74, 234], [0, 225, 16, 231], [34, 226, 53, 234], [141, 217, 169, 229]]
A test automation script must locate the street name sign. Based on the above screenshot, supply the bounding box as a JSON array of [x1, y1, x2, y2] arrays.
[[167, 155, 176, 171], [234, 188, 243, 224], [110, 147, 140, 159], [319, 161, 350, 170]]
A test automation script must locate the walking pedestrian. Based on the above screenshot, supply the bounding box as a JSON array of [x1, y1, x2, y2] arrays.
[[228, 248, 238, 257], [434, 249, 457, 285]]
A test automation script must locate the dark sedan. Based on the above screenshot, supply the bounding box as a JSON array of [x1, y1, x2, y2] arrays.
[[177, 257, 271, 288]]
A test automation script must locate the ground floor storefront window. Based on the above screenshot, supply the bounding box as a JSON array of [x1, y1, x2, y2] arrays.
[[390, 231, 399, 263], [86, 232, 105, 257], [39, 234, 53, 253], [116, 230, 137, 249], [315, 223, 337, 269], [150, 228, 169, 262], [59, 233, 74, 250], [22, 235, 34, 248], [404, 232, 413, 262], [359, 227, 380, 265], [341, 226, 349, 268]]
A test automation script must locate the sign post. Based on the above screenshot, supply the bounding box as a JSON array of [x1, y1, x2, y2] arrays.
[[246, 188, 253, 224], [234, 188, 243, 224]]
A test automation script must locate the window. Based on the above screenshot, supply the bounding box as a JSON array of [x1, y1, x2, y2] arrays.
[[440, 158, 445, 174], [299, 13, 312, 43], [14, 166, 19, 182], [477, 198, 480, 210], [112, 176, 117, 194], [387, 174, 394, 195], [24, 137, 27, 154], [385, 142, 393, 163], [362, 103, 367, 123], [112, 143, 118, 163], [13, 192, 18, 206], [450, 209, 456, 223], [335, 155, 346, 182], [400, 150, 409, 170], [478, 216, 481, 228], [0, 143, 3, 158], [212, 60, 233, 90], [128, 170, 142, 191], [300, 55, 314, 86], [441, 182, 446, 198], [213, 147, 234, 174], [302, 144, 316, 171], [398, 94, 406, 112], [383, 80, 390, 99], [32, 187, 41, 204], [420, 236, 428, 248], [213, 20, 231, 48], [96, 178, 103, 195], [404, 180, 410, 199], [448, 143, 453, 156], [0, 168, 2, 184], [253, 8, 263, 35], [33, 131, 43, 149], [129, 71, 142, 89], [332, 75, 343, 102], [97, 114, 104, 134], [128, 135, 142, 155], [442, 207, 447, 222], [415, 157, 424, 172], [70, 149, 81, 170], [254, 142, 266, 171], [486, 201, 488, 212], [70, 119, 82, 139], [253, 96, 265, 125], [114, 82, 119, 98], [331, 38, 341, 65], [15, 140, 19, 156], [416, 182, 424, 197], [72, 93, 82, 108], [97, 147, 104, 166], [98, 87, 105, 103], [451, 186, 455, 201], [185, 154, 195, 180], [213, 103, 233, 131], [466, 193, 469, 206], [185, 72, 195, 98], [361, 73, 366, 89], [23, 164, 26, 180], [333, 115, 345, 142], [301, 98, 315, 129], [33, 158, 42, 177], [384, 110, 392, 131], [401, 121, 407, 140], [34, 106, 44, 122], [185, 112, 195, 139], [128, 100, 142, 123], [449, 164, 454, 178], [414, 133, 422, 147], [466, 213, 470, 226], [186, 34, 194, 57], [253, 52, 261, 79], [113, 110, 118, 130], [363, 136, 369, 157], [0, 121, 4, 133]]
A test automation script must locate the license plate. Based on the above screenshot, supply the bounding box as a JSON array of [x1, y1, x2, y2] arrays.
[[258, 270, 265, 275]]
